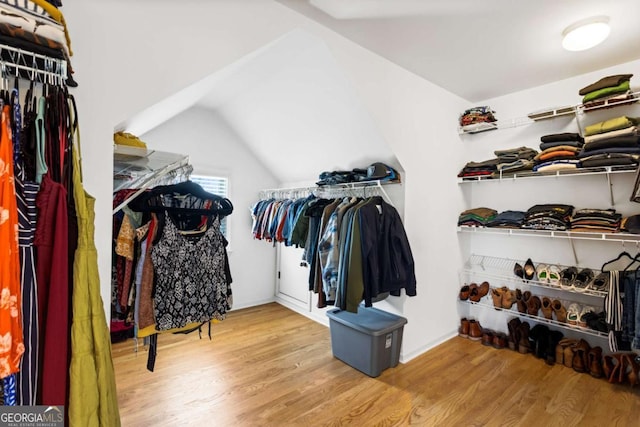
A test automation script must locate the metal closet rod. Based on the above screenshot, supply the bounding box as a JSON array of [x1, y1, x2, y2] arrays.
[[0, 43, 67, 84], [259, 180, 393, 204]]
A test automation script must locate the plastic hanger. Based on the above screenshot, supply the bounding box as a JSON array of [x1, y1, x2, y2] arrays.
[[601, 250, 635, 272], [129, 180, 234, 217]]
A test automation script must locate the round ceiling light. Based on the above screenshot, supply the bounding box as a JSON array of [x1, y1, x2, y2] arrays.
[[562, 16, 610, 51]]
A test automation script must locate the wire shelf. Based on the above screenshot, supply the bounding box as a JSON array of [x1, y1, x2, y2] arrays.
[[458, 226, 640, 244], [461, 299, 608, 338], [461, 254, 607, 298], [458, 164, 637, 183]]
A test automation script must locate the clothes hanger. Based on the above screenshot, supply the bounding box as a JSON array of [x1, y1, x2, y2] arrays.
[[601, 249, 635, 272], [130, 180, 234, 217]]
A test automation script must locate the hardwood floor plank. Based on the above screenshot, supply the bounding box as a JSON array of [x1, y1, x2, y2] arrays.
[[113, 303, 640, 426]]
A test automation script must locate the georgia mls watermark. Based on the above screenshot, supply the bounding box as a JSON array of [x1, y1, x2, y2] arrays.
[[0, 406, 63, 427]]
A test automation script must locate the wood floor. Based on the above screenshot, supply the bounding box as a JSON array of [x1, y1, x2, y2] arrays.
[[113, 303, 640, 426]]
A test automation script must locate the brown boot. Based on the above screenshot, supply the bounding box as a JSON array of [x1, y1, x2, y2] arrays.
[[518, 322, 531, 354], [501, 287, 516, 309], [459, 285, 470, 301], [515, 289, 527, 313], [469, 283, 481, 302], [491, 288, 503, 309], [572, 339, 591, 373], [624, 353, 640, 386], [458, 318, 470, 338], [478, 281, 490, 299], [552, 299, 567, 323], [507, 317, 521, 351], [481, 329, 495, 346], [588, 346, 603, 378], [468, 319, 483, 341], [527, 296, 541, 317], [540, 297, 553, 320]]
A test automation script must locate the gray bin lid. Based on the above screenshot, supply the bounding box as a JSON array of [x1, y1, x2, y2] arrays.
[[326, 307, 407, 337]]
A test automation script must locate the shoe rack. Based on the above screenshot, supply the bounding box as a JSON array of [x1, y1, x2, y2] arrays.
[[458, 255, 607, 339]]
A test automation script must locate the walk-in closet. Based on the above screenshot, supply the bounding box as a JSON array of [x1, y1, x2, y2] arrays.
[[3, 1, 640, 426]]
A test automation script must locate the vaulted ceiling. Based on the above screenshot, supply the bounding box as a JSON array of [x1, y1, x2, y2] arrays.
[[275, 0, 640, 101]]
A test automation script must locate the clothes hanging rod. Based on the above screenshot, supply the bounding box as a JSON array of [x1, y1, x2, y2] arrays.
[[259, 180, 397, 206], [259, 180, 391, 194]]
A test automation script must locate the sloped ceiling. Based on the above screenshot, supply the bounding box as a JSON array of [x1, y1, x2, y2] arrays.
[[123, 30, 400, 184], [275, 0, 640, 102]]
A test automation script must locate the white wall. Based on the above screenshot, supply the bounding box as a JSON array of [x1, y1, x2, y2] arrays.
[[457, 59, 640, 347], [140, 107, 279, 309], [63, 0, 468, 362]]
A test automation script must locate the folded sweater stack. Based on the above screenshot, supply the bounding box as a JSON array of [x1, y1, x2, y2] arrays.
[[534, 133, 584, 172], [458, 207, 497, 227], [579, 116, 640, 167], [459, 106, 497, 127], [492, 146, 538, 177], [570, 209, 621, 233], [521, 204, 574, 231], [580, 74, 634, 108]]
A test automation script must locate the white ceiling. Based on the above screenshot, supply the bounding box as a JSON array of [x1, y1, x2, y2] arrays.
[[275, 0, 640, 102]]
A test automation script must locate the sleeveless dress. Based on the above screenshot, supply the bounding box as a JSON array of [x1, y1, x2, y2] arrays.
[[151, 215, 231, 330]]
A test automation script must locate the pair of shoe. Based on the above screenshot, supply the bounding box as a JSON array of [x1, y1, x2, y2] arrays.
[[491, 287, 516, 309], [566, 303, 597, 327], [459, 282, 490, 302], [514, 258, 536, 281], [536, 264, 561, 286], [481, 329, 507, 349], [517, 291, 567, 323], [514, 291, 547, 318], [604, 352, 640, 386], [458, 318, 483, 341], [529, 324, 564, 365], [559, 267, 595, 292], [511, 319, 532, 354]]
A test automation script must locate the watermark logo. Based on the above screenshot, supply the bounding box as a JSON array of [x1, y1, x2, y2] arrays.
[[0, 406, 63, 427]]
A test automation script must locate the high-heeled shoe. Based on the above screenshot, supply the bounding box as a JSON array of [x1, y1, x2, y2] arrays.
[[514, 262, 524, 279], [523, 258, 535, 280]]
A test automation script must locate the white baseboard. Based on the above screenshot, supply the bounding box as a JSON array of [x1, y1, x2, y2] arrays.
[[400, 330, 458, 363], [275, 296, 330, 327]]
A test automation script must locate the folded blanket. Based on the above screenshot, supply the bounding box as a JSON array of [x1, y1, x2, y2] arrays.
[[579, 74, 633, 96], [582, 80, 630, 104], [584, 116, 640, 137]]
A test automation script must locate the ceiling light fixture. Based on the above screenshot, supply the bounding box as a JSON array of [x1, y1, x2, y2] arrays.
[[562, 16, 610, 52]]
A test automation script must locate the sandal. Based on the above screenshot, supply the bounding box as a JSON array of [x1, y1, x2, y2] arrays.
[[547, 265, 562, 287], [589, 272, 609, 292], [566, 303, 581, 325], [574, 268, 594, 292], [536, 264, 549, 283], [578, 306, 596, 327], [560, 266, 578, 290]]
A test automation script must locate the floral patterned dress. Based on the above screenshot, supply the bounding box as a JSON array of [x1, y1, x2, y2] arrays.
[[0, 104, 25, 379]]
